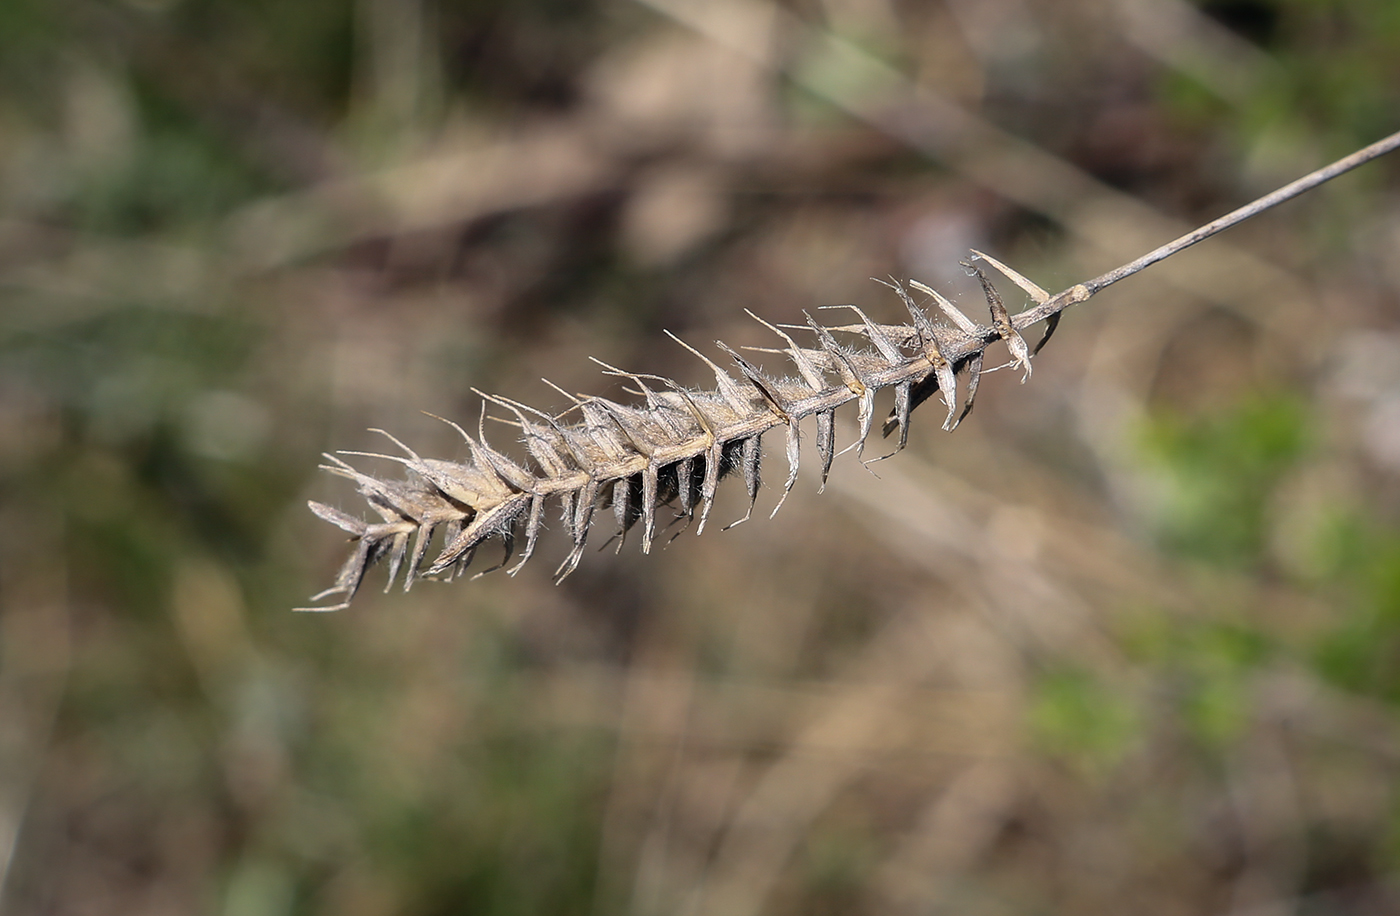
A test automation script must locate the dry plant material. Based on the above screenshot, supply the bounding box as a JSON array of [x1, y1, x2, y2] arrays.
[[301, 130, 1400, 611]]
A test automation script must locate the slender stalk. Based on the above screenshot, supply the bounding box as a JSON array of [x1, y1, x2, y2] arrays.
[[1014, 128, 1400, 330]]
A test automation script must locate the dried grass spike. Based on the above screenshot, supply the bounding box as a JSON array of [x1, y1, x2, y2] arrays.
[[307, 130, 1400, 608]]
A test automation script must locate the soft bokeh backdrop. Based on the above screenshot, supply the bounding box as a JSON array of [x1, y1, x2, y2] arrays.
[[4, 0, 1400, 913]]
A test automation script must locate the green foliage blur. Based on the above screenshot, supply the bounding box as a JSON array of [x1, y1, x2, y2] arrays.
[[1140, 395, 1311, 566]]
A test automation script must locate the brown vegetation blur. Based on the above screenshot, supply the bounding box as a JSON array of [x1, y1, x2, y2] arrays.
[[3, 0, 1400, 914]]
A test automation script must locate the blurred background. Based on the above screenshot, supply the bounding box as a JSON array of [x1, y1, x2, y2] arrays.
[[3, 0, 1400, 913]]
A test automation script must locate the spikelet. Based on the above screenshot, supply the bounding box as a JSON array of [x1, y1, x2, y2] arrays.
[[298, 256, 1055, 611]]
